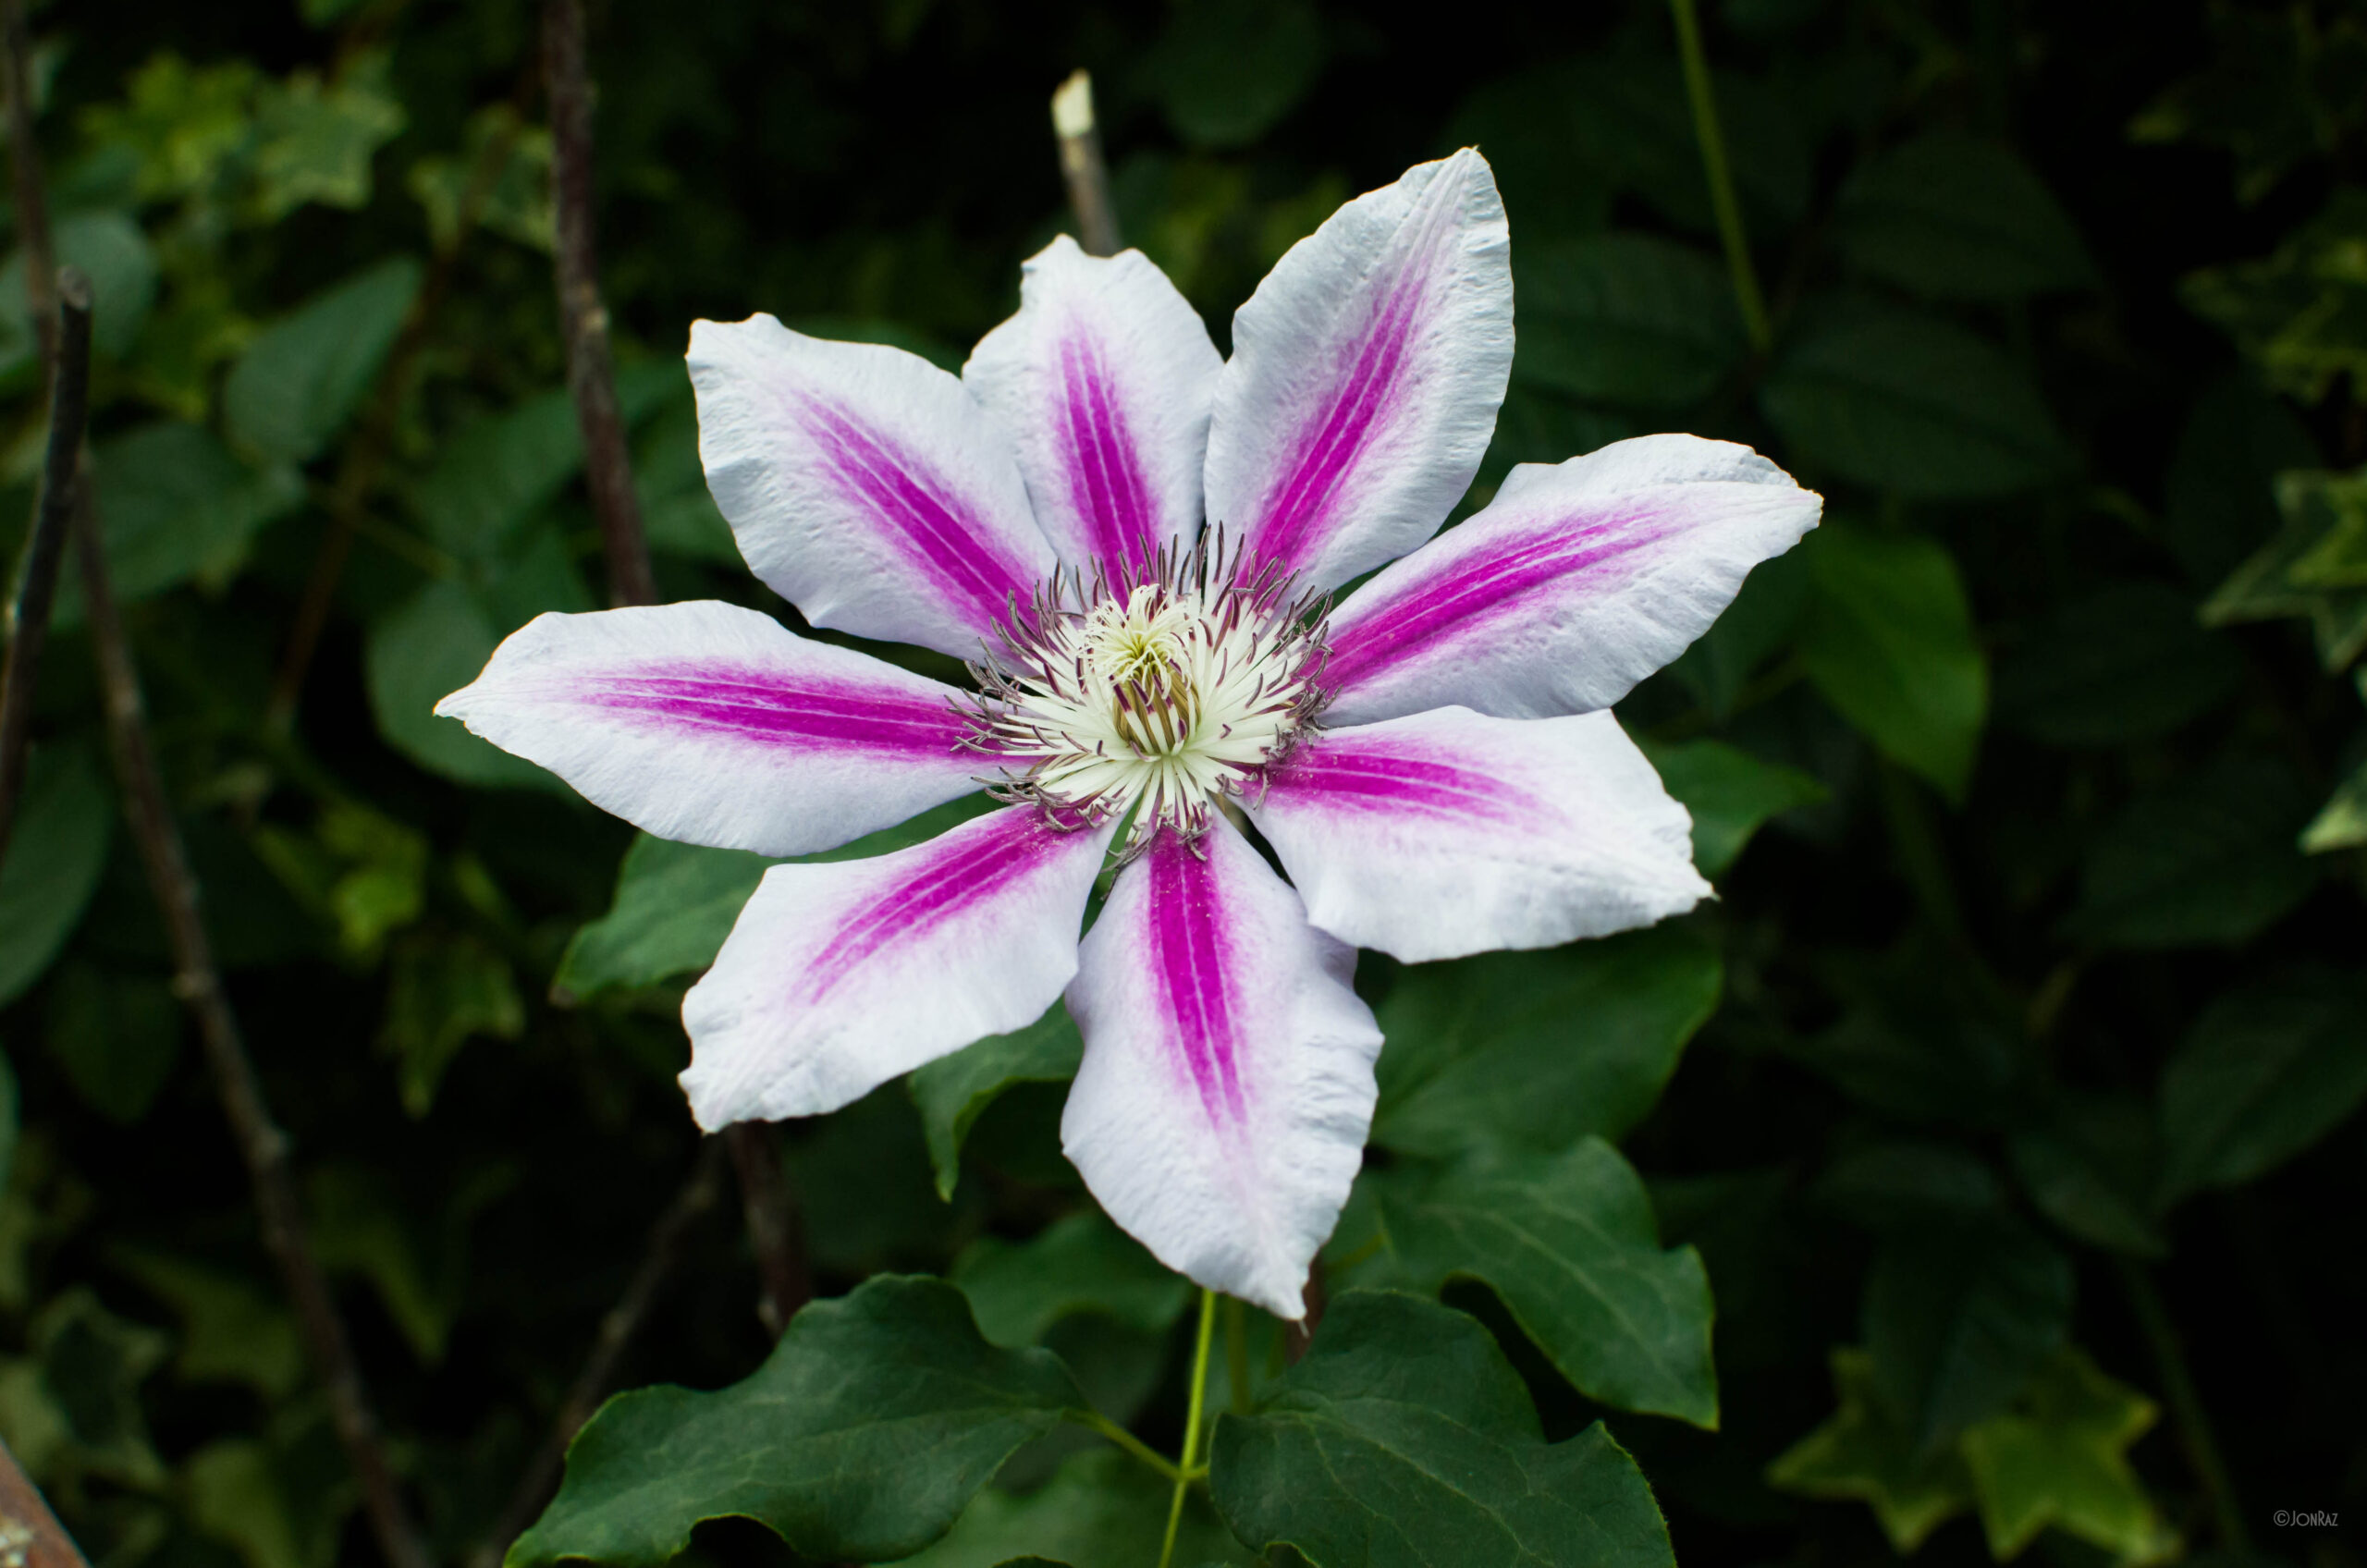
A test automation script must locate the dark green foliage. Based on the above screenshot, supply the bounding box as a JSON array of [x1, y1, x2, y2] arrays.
[[4, 3, 2363, 1566]]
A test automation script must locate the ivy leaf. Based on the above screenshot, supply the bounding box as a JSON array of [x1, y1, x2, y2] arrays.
[[2302, 729, 2367, 852], [1831, 132, 2098, 300], [1767, 1347, 1975, 1553], [952, 1209, 1192, 1347], [1958, 1348, 2176, 1564], [1863, 1219, 2074, 1454], [106, 1247, 304, 1400], [1209, 1291, 1675, 1568], [2202, 466, 2367, 671], [902, 1450, 1254, 1568], [910, 1003, 1085, 1200], [1638, 737, 1826, 879], [307, 1164, 508, 1366], [2059, 751, 2319, 949], [508, 1276, 1085, 1568], [1994, 584, 2244, 746], [1512, 235, 1744, 410], [408, 104, 553, 252], [43, 963, 181, 1126], [225, 256, 421, 466], [0, 1289, 170, 1488], [1370, 925, 1720, 1163], [1797, 524, 1988, 802], [1760, 301, 2076, 499], [379, 932, 523, 1117], [0, 742, 111, 1007], [249, 53, 406, 220], [2157, 965, 2367, 1207], [1371, 1140, 1720, 1427]]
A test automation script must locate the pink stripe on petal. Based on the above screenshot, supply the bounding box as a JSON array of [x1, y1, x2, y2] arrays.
[[1058, 331, 1161, 571], [681, 805, 1113, 1127], [1320, 437, 1821, 726], [803, 398, 1037, 629], [1145, 834, 1249, 1128], [1261, 740, 1539, 828], [581, 670, 963, 754]]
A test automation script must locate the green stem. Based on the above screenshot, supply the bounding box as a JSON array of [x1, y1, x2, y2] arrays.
[[2117, 1259, 2251, 1553], [1667, 0, 1772, 351], [1157, 1289, 1220, 1568], [1067, 1408, 1180, 1482], [1224, 1296, 1250, 1414]]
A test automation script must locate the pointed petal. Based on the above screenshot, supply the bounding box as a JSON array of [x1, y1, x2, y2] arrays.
[[1245, 707, 1710, 962], [689, 315, 1057, 658], [1205, 148, 1513, 591], [1322, 435, 1821, 726], [1061, 822, 1382, 1318], [435, 601, 982, 856], [681, 806, 1113, 1127], [965, 237, 1221, 577]]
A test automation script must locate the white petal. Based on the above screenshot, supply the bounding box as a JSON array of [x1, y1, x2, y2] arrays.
[[681, 806, 1114, 1128], [1245, 706, 1711, 962], [1323, 434, 1821, 725], [964, 237, 1221, 577], [689, 315, 1057, 658], [1061, 821, 1382, 1318], [435, 601, 982, 856], [1205, 148, 1513, 591]]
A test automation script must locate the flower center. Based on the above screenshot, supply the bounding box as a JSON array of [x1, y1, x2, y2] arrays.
[[965, 540, 1329, 848]]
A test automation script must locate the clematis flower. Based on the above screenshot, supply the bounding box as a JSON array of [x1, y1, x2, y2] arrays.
[[435, 149, 1820, 1318]]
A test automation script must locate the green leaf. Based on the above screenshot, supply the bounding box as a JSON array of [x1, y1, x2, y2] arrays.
[[952, 1209, 1193, 1349], [2182, 187, 2367, 403], [2060, 751, 2318, 949], [1760, 302, 2076, 499], [1637, 737, 1826, 879], [63, 423, 302, 620], [105, 1247, 303, 1399], [250, 54, 406, 219], [407, 105, 554, 252], [2006, 1096, 2166, 1257], [380, 933, 523, 1117], [903, 1449, 1254, 1568], [2302, 733, 2367, 852], [911, 1003, 1086, 1201], [636, 396, 741, 565], [1957, 1348, 2176, 1564], [1797, 524, 1988, 802], [555, 794, 997, 1003], [1831, 132, 2098, 300], [43, 963, 181, 1126], [182, 1407, 358, 1568], [1767, 1347, 1975, 1553], [1209, 1290, 1675, 1568], [1863, 1219, 2074, 1453], [1512, 235, 1744, 410], [1995, 583, 2245, 745], [2203, 466, 2367, 671], [1816, 1142, 2004, 1233], [1372, 1140, 1719, 1427], [0, 209, 160, 363], [2164, 374, 2318, 590], [2157, 965, 2367, 1206], [1370, 925, 1720, 1163], [1563, 54, 1809, 236], [1, 1289, 169, 1488], [509, 1276, 1084, 1568], [1145, 0, 1326, 150], [224, 256, 421, 466], [0, 742, 111, 1007], [307, 1164, 505, 1365], [1662, 548, 1809, 721]]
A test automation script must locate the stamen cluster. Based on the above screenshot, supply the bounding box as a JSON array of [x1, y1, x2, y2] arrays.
[[964, 536, 1331, 849]]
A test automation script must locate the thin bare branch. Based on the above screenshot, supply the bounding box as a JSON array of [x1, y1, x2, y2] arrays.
[[543, 0, 655, 609], [1051, 70, 1122, 257], [0, 269, 91, 872], [0, 1436, 92, 1568], [540, 0, 808, 1336], [74, 499, 435, 1568], [470, 1143, 726, 1568]]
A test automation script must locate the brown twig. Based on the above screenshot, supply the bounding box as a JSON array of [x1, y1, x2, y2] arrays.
[[1051, 70, 1122, 257], [0, 1436, 92, 1568], [75, 502, 435, 1568], [541, 0, 807, 1336], [543, 0, 655, 609], [470, 1143, 725, 1568], [267, 90, 533, 732], [0, 270, 91, 873]]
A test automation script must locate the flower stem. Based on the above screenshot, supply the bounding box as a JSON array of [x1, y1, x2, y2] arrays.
[[1667, 0, 1772, 351], [2117, 1258, 2252, 1553], [1067, 1408, 1181, 1482], [1157, 1289, 1220, 1568]]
